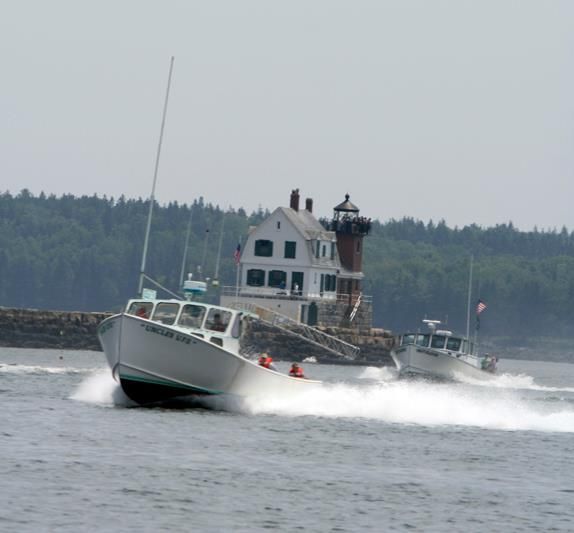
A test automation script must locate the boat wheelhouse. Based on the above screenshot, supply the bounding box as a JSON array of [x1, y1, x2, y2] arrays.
[[391, 320, 497, 381]]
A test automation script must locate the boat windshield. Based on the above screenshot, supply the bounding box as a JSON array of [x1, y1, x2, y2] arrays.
[[401, 334, 416, 346], [127, 301, 153, 319], [178, 304, 206, 329], [415, 334, 430, 347], [151, 302, 179, 325], [446, 337, 462, 351], [430, 335, 447, 349], [205, 308, 232, 333]]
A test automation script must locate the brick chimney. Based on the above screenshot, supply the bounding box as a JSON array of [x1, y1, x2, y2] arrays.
[[290, 189, 300, 211], [305, 198, 313, 213]]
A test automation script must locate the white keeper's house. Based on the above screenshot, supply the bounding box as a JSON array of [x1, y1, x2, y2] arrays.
[[220, 189, 373, 330]]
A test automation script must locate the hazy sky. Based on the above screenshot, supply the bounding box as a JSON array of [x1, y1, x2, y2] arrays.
[[1, 1, 573, 230]]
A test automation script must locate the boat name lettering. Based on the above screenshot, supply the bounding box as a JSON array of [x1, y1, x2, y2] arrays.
[[175, 334, 191, 345], [144, 324, 174, 338]]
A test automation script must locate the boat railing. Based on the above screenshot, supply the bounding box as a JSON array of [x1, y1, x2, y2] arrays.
[[221, 286, 372, 304], [229, 301, 360, 360]]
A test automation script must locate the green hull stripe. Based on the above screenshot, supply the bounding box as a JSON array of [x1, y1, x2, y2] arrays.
[[120, 373, 222, 395]]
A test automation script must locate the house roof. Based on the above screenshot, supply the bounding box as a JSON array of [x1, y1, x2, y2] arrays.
[[279, 207, 334, 241]]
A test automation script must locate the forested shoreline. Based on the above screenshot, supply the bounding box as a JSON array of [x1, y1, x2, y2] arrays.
[[1, 190, 573, 343]]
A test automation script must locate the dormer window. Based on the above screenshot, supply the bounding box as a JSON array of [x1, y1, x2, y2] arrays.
[[255, 239, 273, 257]]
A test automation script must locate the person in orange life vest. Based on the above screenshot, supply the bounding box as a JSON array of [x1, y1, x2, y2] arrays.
[[258, 353, 276, 370], [289, 363, 305, 378], [136, 306, 149, 319]]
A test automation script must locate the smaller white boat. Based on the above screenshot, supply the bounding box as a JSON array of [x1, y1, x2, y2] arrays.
[[391, 319, 498, 381], [98, 298, 320, 406]]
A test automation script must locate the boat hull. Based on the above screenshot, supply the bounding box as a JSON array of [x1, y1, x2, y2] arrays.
[[97, 313, 319, 405], [391, 344, 494, 382]]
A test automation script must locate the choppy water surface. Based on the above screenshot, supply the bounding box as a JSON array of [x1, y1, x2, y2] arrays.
[[1, 348, 574, 532]]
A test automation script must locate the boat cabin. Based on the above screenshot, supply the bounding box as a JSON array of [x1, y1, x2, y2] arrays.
[[125, 299, 250, 350], [398, 331, 476, 355]]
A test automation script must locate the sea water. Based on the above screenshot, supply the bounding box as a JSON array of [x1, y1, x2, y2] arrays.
[[1, 348, 573, 532]]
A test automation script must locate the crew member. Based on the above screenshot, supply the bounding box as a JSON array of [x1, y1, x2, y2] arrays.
[[258, 353, 275, 369], [289, 363, 305, 378], [136, 306, 149, 319]]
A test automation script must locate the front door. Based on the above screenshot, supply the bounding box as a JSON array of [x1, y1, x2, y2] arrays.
[[291, 272, 303, 295], [307, 302, 318, 326]]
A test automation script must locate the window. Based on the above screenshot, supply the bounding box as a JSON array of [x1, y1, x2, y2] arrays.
[[246, 269, 265, 286], [151, 303, 179, 325], [324, 274, 336, 292], [446, 337, 462, 351], [268, 270, 287, 288], [276, 221, 281, 230], [178, 304, 206, 328], [322, 245, 326, 257], [315, 241, 320, 258], [330, 242, 335, 260], [127, 301, 153, 319], [431, 335, 446, 349], [415, 334, 430, 347], [205, 309, 231, 333], [255, 239, 273, 257], [402, 334, 416, 346], [284, 241, 296, 259]]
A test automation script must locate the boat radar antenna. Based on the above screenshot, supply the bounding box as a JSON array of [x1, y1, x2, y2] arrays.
[[422, 319, 441, 332], [138, 56, 175, 297]]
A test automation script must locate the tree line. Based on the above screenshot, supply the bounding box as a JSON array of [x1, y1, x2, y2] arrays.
[[1, 190, 573, 341]]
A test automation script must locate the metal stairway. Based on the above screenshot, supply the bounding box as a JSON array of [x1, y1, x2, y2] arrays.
[[231, 302, 360, 360], [348, 292, 362, 322]]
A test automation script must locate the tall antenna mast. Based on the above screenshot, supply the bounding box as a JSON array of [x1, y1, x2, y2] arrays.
[[213, 211, 226, 282], [179, 205, 193, 289], [138, 56, 175, 296], [465, 254, 474, 343]]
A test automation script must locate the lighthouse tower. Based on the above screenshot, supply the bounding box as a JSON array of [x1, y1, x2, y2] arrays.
[[331, 194, 371, 301]]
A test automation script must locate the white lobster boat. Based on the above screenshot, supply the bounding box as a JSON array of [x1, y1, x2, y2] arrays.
[[97, 298, 320, 406], [391, 320, 498, 381]]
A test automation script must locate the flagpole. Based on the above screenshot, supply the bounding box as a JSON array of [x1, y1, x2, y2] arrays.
[[474, 277, 481, 349]]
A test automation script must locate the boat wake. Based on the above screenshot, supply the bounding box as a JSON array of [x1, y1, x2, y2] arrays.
[[238, 379, 574, 433], [454, 371, 574, 393], [70, 369, 574, 433], [0, 363, 91, 375]]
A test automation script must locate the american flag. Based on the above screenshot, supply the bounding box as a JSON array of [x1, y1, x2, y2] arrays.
[[476, 299, 487, 314], [234, 243, 241, 265]]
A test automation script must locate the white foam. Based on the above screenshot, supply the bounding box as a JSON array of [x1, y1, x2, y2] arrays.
[[239, 380, 574, 433], [456, 371, 574, 393], [69, 369, 574, 433], [70, 370, 132, 406], [358, 366, 397, 381], [0, 364, 87, 375]]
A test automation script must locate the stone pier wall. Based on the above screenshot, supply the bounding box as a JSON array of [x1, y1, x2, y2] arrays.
[[0, 307, 395, 366], [0, 307, 112, 350]]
